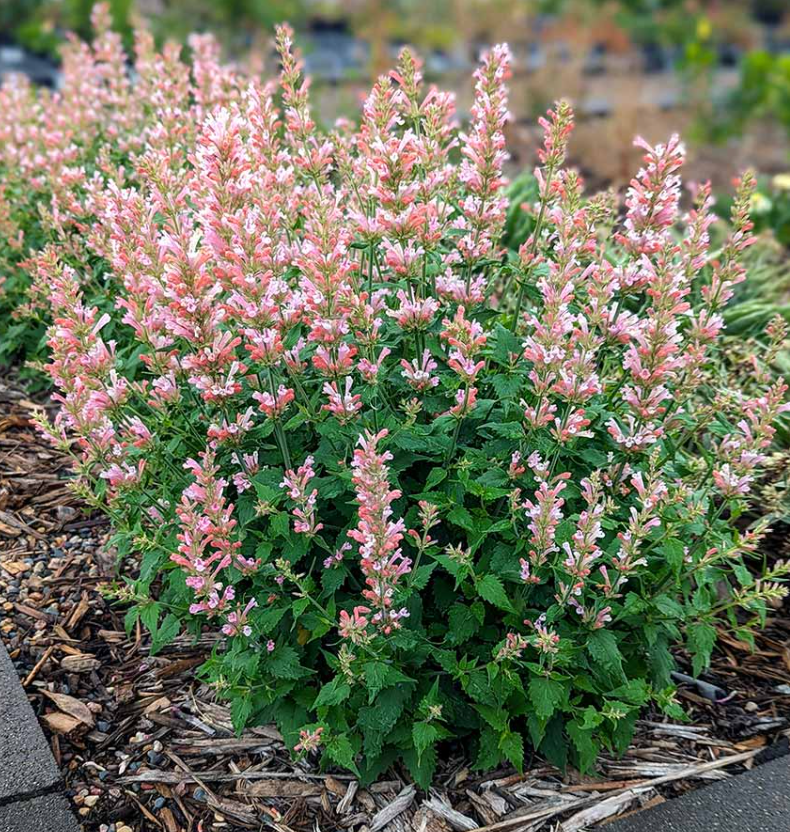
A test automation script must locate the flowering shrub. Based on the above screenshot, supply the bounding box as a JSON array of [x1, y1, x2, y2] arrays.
[[0, 4, 239, 366], [33, 20, 790, 785]]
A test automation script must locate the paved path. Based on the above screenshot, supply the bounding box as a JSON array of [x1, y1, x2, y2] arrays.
[[607, 754, 790, 832], [0, 642, 80, 831]]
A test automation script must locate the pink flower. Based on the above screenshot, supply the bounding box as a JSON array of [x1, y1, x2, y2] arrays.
[[346, 430, 411, 635], [253, 385, 295, 420], [401, 350, 440, 392], [222, 598, 258, 637], [280, 456, 323, 536], [294, 726, 324, 753], [322, 378, 362, 422]]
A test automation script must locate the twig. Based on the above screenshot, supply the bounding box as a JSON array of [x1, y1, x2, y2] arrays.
[[117, 768, 356, 785], [471, 748, 762, 832], [22, 645, 55, 687]]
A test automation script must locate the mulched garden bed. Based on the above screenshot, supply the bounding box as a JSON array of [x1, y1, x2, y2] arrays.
[[1, 369, 789, 832]]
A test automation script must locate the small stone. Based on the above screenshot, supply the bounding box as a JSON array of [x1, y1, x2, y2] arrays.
[[744, 701, 759, 712], [154, 797, 166, 810], [117, 825, 133, 832], [194, 788, 206, 801], [83, 795, 100, 808], [152, 740, 163, 753], [97, 720, 111, 732]]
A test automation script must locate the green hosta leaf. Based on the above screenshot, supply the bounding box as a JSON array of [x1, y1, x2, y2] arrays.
[[687, 621, 717, 677], [528, 676, 565, 720], [477, 574, 515, 612]]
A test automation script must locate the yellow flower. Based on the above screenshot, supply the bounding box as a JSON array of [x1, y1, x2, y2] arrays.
[[771, 173, 790, 191], [696, 17, 712, 41], [749, 192, 772, 214]]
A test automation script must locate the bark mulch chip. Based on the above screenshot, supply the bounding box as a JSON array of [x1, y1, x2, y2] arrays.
[[2, 370, 789, 831]]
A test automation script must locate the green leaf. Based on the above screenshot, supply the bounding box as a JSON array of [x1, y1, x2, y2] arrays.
[[267, 646, 309, 680], [139, 601, 160, 634], [403, 744, 437, 788], [425, 468, 448, 490], [314, 677, 351, 710], [447, 505, 474, 530], [447, 603, 481, 645], [477, 574, 514, 612], [568, 720, 599, 773], [150, 613, 180, 655], [412, 722, 439, 762], [231, 696, 252, 735], [475, 726, 503, 770], [661, 539, 686, 575], [325, 733, 359, 775], [410, 562, 437, 590], [528, 676, 565, 720], [499, 729, 524, 771], [588, 629, 625, 682], [648, 636, 676, 688], [687, 621, 717, 677], [363, 662, 414, 701]]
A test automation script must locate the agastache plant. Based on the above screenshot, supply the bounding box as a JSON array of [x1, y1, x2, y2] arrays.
[[23, 9, 790, 785]]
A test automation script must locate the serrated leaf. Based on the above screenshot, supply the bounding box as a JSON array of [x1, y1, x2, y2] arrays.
[[477, 574, 514, 612], [325, 733, 359, 775], [363, 662, 414, 701], [528, 675, 565, 720], [499, 729, 524, 771], [447, 603, 481, 645], [687, 621, 717, 677], [231, 696, 252, 734], [588, 629, 625, 682], [567, 720, 599, 773], [412, 721, 439, 761], [314, 677, 351, 710], [403, 744, 437, 788], [150, 613, 180, 655], [661, 539, 686, 575], [410, 561, 437, 590]]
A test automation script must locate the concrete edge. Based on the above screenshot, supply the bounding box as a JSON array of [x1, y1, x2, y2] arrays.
[[0, 642, 80, 830]]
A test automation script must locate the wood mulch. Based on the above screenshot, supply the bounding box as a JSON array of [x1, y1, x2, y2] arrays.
[[1, 369, 789, 832]]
